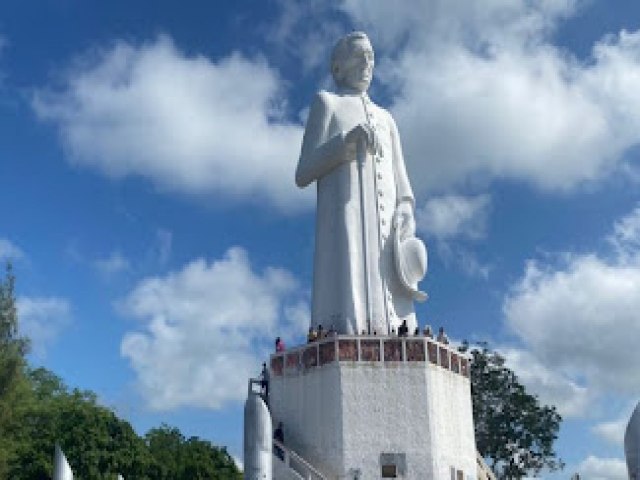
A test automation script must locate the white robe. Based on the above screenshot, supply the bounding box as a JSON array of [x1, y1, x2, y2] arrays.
[[296, 90, 417, 335]]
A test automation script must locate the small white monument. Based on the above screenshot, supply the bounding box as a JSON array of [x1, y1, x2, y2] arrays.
[[625, 401, 640, 480], [245, 31, 478, 480], [53, 444, 74, 480], [244, 379, 273, 480]]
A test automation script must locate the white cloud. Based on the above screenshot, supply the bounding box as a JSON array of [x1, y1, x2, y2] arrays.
[[501, 347, 591, 418], [505, 254, 640, 393], [33, 35, 310, 212], [576, 455, 627, 480], [154, 229, 172, 265], [17, 297, 71, 358], [504, 205, 640, 396], [268, 0, 345, 73], [391, 31, 640, 195], [339, 0, 579, 53], [417, 194, 490, 240], [434, 242, 491, 279], [277, 0, 640, 195], [120, 247, 308, 410], [592, 416, 629, 446], [416, 194, 491, 278], [0, 238, 24, 261], [94, 251, 130, 276], [608, 204, 640, 262]]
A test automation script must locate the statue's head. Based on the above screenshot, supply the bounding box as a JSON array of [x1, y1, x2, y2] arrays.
[[331, 32, 374, 93]]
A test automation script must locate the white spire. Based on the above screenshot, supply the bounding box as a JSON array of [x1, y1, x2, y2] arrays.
[[53, 444, 74, 480], [626, 401, 640, 480]]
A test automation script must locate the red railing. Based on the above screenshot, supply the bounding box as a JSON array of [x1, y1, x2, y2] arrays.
[[270, 335, 470, 379]]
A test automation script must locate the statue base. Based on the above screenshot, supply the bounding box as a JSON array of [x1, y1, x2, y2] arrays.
[[268, 336, 477, 479]]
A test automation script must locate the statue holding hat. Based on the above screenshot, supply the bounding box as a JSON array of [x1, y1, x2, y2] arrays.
[[296, 31, 427, 336]]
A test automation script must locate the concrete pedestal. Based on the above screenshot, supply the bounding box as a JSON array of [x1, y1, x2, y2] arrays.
[[269, 336, 477, 480]]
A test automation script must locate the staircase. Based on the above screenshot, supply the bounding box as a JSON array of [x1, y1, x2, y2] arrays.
[[273, 439, 327, 480]]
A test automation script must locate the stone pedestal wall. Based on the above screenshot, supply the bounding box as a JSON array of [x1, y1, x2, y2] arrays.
[[269, 336, 477, 479]]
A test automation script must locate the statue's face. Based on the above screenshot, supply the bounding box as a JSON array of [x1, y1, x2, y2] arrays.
[[339, 37, 374, 92]]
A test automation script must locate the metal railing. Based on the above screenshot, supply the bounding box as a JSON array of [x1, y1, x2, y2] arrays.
[[273, 439, 326, 480], [270, 335, 471, 380], [476, 451, 497, 480]]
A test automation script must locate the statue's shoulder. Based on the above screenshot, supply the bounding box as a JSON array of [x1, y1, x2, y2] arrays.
[[314, 89, 338, 105], [308, 90, 337, 114], [368, 99, 391, 117]]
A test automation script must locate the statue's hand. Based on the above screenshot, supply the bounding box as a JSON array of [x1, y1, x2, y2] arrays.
[[345, 123, 380, 157], [395, 201, 416, 240]]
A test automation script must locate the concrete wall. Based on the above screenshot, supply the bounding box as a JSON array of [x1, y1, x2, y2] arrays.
[[269, 338, 477, 480], [270, 363, 344, 478], [272, 458, 304, 480]]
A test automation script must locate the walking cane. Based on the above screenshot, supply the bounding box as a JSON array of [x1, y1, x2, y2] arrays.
[[357, 135, 373, 335]]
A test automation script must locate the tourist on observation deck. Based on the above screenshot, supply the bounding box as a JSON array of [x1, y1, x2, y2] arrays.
[[307, 327, 318, 343], [437, 327, 449, 344], [260, 363, 270, 404], [398, 319, 409, 337]]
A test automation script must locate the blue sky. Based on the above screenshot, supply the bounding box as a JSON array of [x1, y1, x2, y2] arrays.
[[2, 1, 640, 477]]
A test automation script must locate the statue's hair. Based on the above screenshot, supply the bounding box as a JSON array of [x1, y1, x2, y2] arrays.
[[330, 31, 371, 84]]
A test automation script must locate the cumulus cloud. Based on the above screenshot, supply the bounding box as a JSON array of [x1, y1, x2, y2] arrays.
[[576, 455, 628, 480], [17, 297, 71, 358], [33, 36, 309, 212], [154, 229, 172, 265], [417, 194, 490, 240], [34, 2, 640, 211], [276, 0, 640, 196], [504, 206, 640, 396], [268, 0, 346, 74], [0, 238, 24, 261], [94, 251, 131, 276], [608, 204, 640, 262], [120, 247, 308, 410], [416, 194, 491, 278], [501, 347, 590, 417], [592, 415, 629, 446]]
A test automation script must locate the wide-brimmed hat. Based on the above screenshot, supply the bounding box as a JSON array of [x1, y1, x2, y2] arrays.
[[393, 228, 428, 302]]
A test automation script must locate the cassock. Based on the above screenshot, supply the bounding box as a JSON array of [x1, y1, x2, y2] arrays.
[[296, 89, 417, 335]]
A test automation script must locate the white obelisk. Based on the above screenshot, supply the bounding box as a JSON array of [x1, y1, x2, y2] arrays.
[[625, 401, 640, 480], [53, 444, 74, 480]]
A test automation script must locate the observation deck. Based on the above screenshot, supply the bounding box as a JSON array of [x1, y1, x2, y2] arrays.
[[270, 335, 470, 380]]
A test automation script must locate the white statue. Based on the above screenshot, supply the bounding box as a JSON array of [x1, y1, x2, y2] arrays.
[[296, 32, 426, 336]]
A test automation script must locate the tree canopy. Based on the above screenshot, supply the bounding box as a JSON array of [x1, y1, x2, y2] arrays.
[[0, 263, 242, 479], [0, 262, 30, 477], [462, 342, 564, 479]]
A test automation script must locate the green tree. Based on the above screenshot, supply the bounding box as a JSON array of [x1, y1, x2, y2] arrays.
[[461, 342, 563, 479], [146, 424, 242, 480], [0, 264, 242, 479], [9, 368, 155, 479], [0, 262, 30, 476]]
